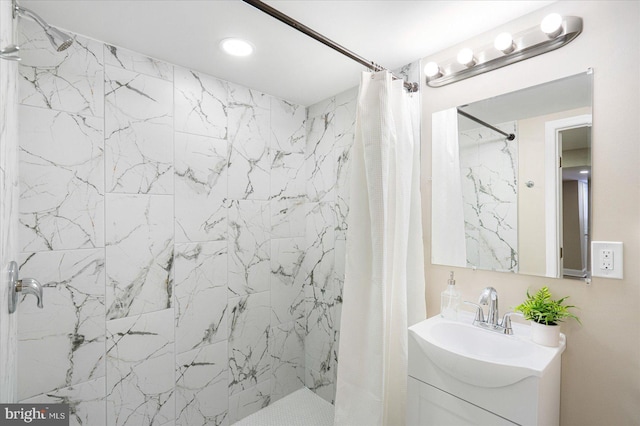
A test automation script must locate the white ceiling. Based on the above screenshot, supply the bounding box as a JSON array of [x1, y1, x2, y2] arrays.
[[20, 0, 554, 106]]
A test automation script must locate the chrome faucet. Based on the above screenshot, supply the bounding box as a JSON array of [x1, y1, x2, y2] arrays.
[[479, 286, 499, 326], [465, 287, 522, 334]]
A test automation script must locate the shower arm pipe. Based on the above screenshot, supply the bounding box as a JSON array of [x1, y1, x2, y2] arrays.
[[241, 0, 418, 93], [14, 3, 51, 30], [457, 108, 515, 141]]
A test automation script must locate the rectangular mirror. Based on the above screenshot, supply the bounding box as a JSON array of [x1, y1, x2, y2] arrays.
[[431, 71, 593, 279]]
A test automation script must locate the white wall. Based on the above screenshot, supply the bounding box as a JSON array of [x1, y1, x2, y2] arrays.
[[421, 2, 640, 425], [518, 106, 591, 276]]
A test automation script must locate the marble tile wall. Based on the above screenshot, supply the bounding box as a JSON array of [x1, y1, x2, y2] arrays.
[[15, 19, 307, 425], [14, 15, 421, 422], [0, 0, 19, 403], [458, 122, 518, 272]]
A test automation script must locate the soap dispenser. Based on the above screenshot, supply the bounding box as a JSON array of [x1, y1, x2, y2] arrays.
[[440, 271, 460, 320]]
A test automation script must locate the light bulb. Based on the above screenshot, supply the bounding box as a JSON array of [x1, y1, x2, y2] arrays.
[[494, 32, 515, 54], [579, 170, 589, 174], [220, 38, 254, 57], [541, 13, 563, 38], [456, 48, 476, 67], [424, 61, 442, 79]]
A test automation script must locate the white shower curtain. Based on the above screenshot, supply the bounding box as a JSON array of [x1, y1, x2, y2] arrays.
[[334, 71, 426, 426], [431, 108, 466, 267]]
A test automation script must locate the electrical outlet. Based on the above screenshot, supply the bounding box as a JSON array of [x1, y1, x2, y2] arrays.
[[591, 241, 623, 279], [600, 249, 613, 270]]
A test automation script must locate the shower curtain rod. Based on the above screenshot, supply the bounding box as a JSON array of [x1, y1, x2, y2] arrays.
[[242, 0, 419, 93], [457, 108, 515, 141]]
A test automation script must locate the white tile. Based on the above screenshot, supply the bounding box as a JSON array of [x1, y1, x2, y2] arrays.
[[105, 66, 174, 194], [270, 322, 305, 403], [104, 44, 173, 80], [271, 198, 306, 239], [174, 67, 227, 139], [228, 83, 271, 200], [106, 309, 175, 426], [228, 380, 271, 424], [270, 238, 305, 325], [17, 249, 105, 400], [233, 387, 333, 426], [174, 242, 227, 353], [19, 106, 104, 251], [174, 132, 228, 243], [270, 151, 306, 202], [18, 20, 104, 117], [228, 292, 271, 395], [305, 110, 336, 202], [105, 194, 173, 320], [334, 87, 358, 149], [176, 342, 229, 426], [303, 202, 335, 290], [228, 200, 270, 296], [21, 378, 107, 426], [270, 98, 306, 154]]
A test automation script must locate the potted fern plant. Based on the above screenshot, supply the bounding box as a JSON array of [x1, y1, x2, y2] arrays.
[[514, 286, 580, 347]]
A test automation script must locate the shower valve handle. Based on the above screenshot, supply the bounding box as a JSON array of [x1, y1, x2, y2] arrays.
[[7, 261, 44, 314]]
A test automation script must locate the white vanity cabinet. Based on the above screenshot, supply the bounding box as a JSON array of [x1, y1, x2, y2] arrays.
[[407, 315, 565, 426], [407, 376, 517, 425]]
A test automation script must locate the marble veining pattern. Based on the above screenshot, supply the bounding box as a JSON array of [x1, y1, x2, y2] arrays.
[[174, 242, 227, 354], [302, 87, 359, 404], [305, 100, 336, 203], [19, 106, 104, 252], [270, 98, 306, 202], [228, 292, 271, 395], [227, 83, 271, 200], [105, 65, 173, 194], [105, 44, 173, 81], [459, 121, 518, 272], [105, 194, 173, 320], [176, 342, 229, 426], [106, 309, 175, 426], [17, 249, 105, 400], [270, 321, 305, 403], [174, 67, 227, 139], [228, 379, 271, 424], [10, 17, 396, 422], [20, 377, 107, 426], [271, 237, 306, 325], [174, 132, 228, 243], [18, 20, 104, 117], [228, 200, 271, 297]]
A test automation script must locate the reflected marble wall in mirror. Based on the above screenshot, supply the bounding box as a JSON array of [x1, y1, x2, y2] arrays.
[[432, 71, 593, 279]]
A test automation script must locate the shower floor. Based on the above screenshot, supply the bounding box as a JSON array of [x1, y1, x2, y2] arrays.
[[232, 387, 334, 426]]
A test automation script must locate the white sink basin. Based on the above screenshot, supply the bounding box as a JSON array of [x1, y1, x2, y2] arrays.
[[409, 313, 565, 388]]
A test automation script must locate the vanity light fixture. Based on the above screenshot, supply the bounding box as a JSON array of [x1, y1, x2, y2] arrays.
[[220, 38, 254, 57], [423, 61, 442, 79], [494, 32, 516, 54], [579, 170, 590, 174], [456, 48, 476, 67], [540, 13, 564, 38], [424, 14, 583, 88]]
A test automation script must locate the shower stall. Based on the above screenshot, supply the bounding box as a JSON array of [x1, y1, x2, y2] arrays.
[[0, 2, 420, 424]]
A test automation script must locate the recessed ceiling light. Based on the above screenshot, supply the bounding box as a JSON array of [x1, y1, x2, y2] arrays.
[[220, 38, 254, 57]]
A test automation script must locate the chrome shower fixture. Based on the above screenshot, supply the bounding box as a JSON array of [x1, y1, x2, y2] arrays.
[[14, 2, 74, 52], [0, 44, 21, 61]]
